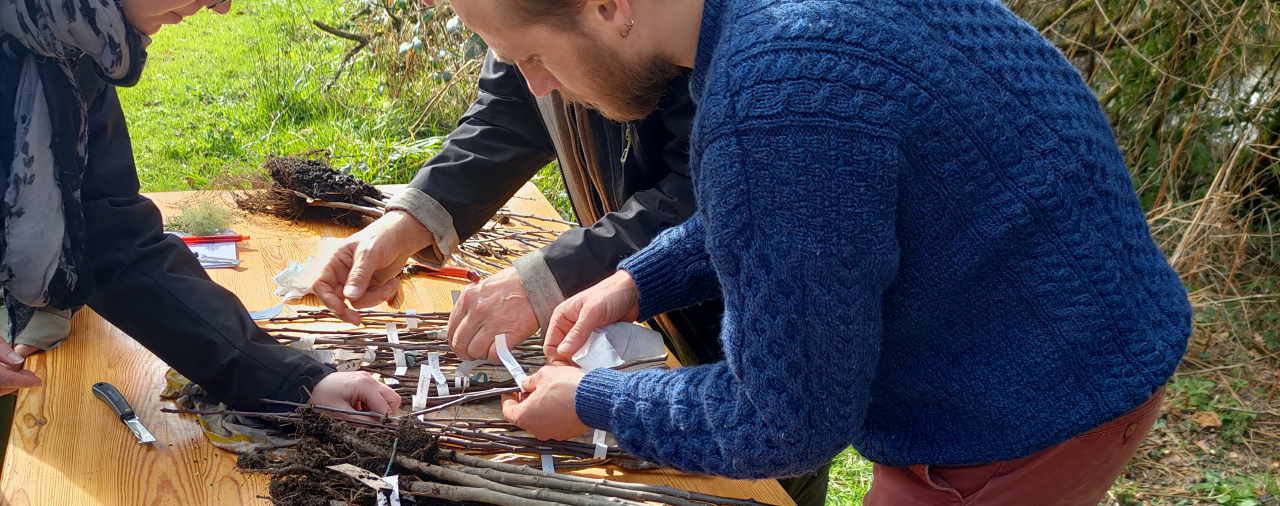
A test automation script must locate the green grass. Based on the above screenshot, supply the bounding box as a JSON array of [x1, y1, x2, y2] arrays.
[[121, 0, 433, 189], [827, 448, 874, 505]]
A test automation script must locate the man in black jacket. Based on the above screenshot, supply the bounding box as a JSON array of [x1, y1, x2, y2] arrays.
[[313, 53, 830, 505], [314, 53, 724, 366]]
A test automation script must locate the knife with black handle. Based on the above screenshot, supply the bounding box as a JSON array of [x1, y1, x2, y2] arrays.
[[92, 382, 157, 444]]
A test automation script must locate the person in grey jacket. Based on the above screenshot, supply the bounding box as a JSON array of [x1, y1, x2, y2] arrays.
[[0, 0, 397, 414]]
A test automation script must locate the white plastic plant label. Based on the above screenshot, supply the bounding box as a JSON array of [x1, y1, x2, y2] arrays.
[[427, 352, 450, 396], [592, 429, 608, 459], [405, 310, 418, 330], [540, 454, 555, 475], [454, 360, 485, 389], [388, 323, 407, 377], [493, 334, 528, 391], [376, 475, 401, 506]]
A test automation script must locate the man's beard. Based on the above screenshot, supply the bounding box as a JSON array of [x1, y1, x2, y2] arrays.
[[567, 38, 682, 122]]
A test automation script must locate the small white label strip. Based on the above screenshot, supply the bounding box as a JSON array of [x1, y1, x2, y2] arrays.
[[427, 352, 450, 396], [412, 364, 430, 420], [405, 310, 418, 330], [376, 475, 401, 506], [364, 345, 377, 363], [388, 323, 407, 377], [493, 334, 527, 391], [327, 464, 391, 491], [454, 360, 484, 389], [296, 336, 316, 352], [592, 429, 609, 459], [540, 454, 555, 475]]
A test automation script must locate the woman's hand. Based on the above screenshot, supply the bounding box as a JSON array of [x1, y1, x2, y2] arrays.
[[0, 341, 42, 397], [122, 0, 231, 35], [544, 270, 641, 361]]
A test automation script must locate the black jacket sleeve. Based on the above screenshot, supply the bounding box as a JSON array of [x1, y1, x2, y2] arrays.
[[76, 61, 332, 410], [404, 52, 557, 241], [539, 83, 699, 296]]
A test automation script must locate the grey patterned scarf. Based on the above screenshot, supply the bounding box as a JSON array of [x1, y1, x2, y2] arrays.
[[1, 0, 147, 336]]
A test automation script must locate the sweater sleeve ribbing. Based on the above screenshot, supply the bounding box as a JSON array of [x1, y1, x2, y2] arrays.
[[575, 98, 905, 477], [617, 215, 720, 320]]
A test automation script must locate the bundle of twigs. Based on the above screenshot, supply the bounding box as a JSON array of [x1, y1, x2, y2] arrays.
[[235, 155, 573, 277], [221, 411, 767, 506]]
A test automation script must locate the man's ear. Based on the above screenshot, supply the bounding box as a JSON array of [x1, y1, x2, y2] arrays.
[[587, 0, 633, 34]]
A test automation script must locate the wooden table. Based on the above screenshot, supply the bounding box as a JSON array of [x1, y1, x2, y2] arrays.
[[0, 184, 794, 506]]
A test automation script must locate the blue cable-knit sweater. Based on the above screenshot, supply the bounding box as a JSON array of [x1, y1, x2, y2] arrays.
[[574, 0, 1192, 477]]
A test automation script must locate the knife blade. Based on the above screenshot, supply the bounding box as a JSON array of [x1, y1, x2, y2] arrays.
[[91, 382, 157, 444]]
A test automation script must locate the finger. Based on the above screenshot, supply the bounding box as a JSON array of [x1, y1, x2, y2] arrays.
[[501, 393, 524, 424], [360, 384, 393, 416], [0, 342, 25, 367], [447, 289, 478, 358], [349, 276, 400, 309], [0, 369, 42, 388], [555, 316, 593, 359], [467, 328, 495, 364], [543, 302, 576, 357], [344, 243, 380, 300], [314, 281, 362, 325], [378, 384, 402, 412], [14, 345, 39, 358]]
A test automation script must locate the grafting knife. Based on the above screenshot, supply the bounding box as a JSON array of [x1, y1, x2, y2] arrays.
[[92, 382, 157, 444]]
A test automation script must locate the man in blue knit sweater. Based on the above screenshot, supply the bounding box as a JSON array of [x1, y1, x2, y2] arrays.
[[450, 0, 1193, 503]]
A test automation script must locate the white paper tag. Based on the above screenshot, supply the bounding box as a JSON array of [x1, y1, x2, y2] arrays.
[[296, 336, 316, 352], [364, 345, 377, 363], [405, 310, 418, 329], [493, 334, 527, 391], [540, 454, 555, 475], [572, 323, 667, 371], [592, 429, 608, 459], [454, 360, 484, 389], [414, 364, 431, 405], [315, 349, 334, 365], [376, 475, 401, 506], [427, 352, 450, 396], [328, 464, 391, 491], [388, 323, 407, 377]]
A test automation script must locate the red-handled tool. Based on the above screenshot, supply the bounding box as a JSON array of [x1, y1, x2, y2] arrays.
[[403, 264, 481, 283], [179, 234, 250, 245]]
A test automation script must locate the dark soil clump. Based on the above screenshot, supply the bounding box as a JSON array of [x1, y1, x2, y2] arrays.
[[237, 412, 439, 506], [236, 155, 385, 227]]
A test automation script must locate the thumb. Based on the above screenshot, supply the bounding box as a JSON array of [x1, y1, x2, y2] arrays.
[[0, 342, 25, 366], [555, 321, 592, 359], [343, 245, 376, 300], [0, 369, 42, 388]]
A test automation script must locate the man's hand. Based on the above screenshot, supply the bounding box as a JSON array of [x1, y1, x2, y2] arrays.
[[447, 267, 539, 362], [0, 341, 42, 397], [313, 210, 436, 324], [308, 371, 401, 421], [501, 364, 589, 440], [544, 270, 640, 361]]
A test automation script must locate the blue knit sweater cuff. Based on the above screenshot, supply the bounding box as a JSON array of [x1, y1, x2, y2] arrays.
[[620, 251, 708, 321], [575, 368, 627, 431]]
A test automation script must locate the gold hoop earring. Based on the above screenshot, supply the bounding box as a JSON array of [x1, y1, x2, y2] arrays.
[[621, 18, 636, 38]]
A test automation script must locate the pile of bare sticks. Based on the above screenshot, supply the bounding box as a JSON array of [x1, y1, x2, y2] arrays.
[[234, 155, 575, 276], [162, 308, 735, 505], [217, 412, 767, 506]]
